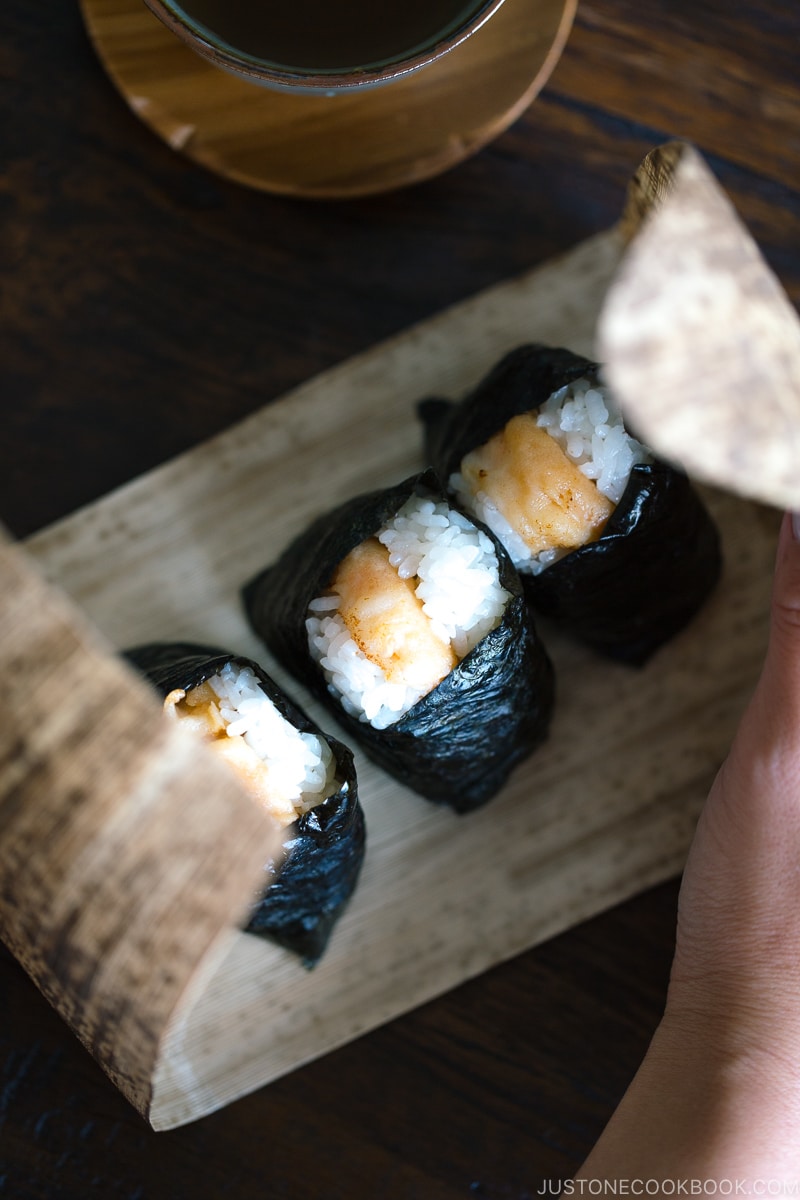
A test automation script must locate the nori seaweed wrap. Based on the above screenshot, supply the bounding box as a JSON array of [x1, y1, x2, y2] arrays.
[[124, 641, 365, 967], [242, 470, 555, 813], [418, 343, 722, 666]]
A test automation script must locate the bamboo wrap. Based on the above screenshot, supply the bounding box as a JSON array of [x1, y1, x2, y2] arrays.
[[601, 142, 800, 510], [0, 530, 280, 1120], [2, 143, 793, 1129]]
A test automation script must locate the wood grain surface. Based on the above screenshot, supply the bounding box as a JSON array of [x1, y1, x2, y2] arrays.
[[79, 0, 576, 197], [1, 0, 798, 1193], [601, 143, 800, 509], [0, 530, 280, 1124], [19, 226, 776, 1130]]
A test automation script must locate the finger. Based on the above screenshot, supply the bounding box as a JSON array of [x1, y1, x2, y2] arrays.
[[737, 512, 800, 759], [762, 512, 800, 714], [705, 513, 800, 855]]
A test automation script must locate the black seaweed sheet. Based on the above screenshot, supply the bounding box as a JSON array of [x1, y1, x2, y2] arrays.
[[124, 642, 365, 967], [242, 470, 555, 813], [418, 344, 723, 666]]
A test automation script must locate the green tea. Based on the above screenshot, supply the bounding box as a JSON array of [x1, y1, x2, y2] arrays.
[[174, 0, 488, 72]]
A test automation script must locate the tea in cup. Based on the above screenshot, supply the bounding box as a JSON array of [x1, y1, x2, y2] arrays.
[[142, 0, 508, 91]]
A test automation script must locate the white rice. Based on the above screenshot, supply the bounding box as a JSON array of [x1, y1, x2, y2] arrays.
[[451, 377, 651, 576], [199, 663, 336, 818], [305, 495, 511, 730]]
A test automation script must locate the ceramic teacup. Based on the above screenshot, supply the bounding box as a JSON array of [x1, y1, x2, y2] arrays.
[[142, 0, 509, 93]]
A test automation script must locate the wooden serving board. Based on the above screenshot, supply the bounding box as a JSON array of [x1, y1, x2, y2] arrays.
[[24, 228, 777, 1129]]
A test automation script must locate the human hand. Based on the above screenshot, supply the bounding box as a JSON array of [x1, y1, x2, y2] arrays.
[[668, 511, 800, 1072], [577, 512, 800, 1181]]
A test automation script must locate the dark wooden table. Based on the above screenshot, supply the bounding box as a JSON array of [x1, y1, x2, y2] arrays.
[[2, 1, 798, 1194]]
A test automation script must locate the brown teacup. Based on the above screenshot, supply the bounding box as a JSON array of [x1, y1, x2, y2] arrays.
[[142, 0, 508, 92]]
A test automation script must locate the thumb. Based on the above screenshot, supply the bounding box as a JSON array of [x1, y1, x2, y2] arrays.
[[765, 512, 800, 692], [746, 512, 800, 747]]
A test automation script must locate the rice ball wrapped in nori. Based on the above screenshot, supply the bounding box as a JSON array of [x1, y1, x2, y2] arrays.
[[124, 641, 365, 967], [418, 343, 722, 666], [242, 470, 555, 813]]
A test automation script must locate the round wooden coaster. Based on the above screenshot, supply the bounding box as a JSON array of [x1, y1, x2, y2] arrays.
[[79, 0, 575, 199]]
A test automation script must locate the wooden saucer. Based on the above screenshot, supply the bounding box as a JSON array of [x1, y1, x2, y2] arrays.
[[79, 0, 576, 198]]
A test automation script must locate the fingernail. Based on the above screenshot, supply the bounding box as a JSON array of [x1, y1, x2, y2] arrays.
[[792, 512, 800, 541]]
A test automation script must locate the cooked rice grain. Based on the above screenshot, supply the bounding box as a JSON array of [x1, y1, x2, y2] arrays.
[[452, 377, 650, 575], [306, 495, 510, 729]]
